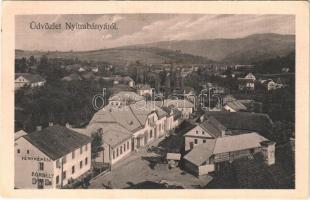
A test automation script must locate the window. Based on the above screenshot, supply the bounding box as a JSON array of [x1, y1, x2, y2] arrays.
[[202, 131, 205, 135], [203, 140, 206, 143], [56, 176, 59, 184], [194, 139, 198, 144], [39, 162, 44, 171], [85, 144, 88, 151], [116, 148, 119, 157], [62, 156, 67, 164], [72, 166, 75, 174], [80, 147, 83, 154], [113, 150, 115, 159], [27, 150, 30, 154], [17, 149, 20, 154], [72, 151, 75, 159], [85, 157, 88, 165], [80, 161, 83, 169], [150, 130, 153, 138], [127, 141, 129, 150], [120, 146, 123, 154], [124, 144, 126, 152], [196, 130, 198, 134], [63, 171, 66, 180]]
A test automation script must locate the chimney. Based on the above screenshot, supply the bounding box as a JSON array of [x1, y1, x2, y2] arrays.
[[36, 126, 42, 131], [260, 141, 276, 166], [49, 122, 54, 127]]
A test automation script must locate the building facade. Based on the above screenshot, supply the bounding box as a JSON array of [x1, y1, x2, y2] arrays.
[[15, 125, 91, 189]]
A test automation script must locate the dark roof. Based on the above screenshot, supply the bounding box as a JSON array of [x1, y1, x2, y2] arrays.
[[200, 116, 226, 138], [204, 112, 274, 136], [15, 73, 46, 83], [23, 125, 91, 160], [184, 140, 216, 166], [225, 100, 247, 111]]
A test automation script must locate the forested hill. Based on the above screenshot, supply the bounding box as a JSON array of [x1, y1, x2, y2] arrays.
[[15, 46, 213, 66], [141, 33, 295, 64], [252, 51, 295, 74]]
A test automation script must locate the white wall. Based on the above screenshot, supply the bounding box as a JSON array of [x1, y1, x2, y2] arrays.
[[198, 164, 215, 176], [15, 137, 55, 189], [53, 143, 91, 187], [137, 89, 152, 96], [110, 138, 132, 165], [184, 126, 214, 151], [14, 137, 91, 189]]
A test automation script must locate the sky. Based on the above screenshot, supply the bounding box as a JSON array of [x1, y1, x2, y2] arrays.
[[15, 14, 295, 51]]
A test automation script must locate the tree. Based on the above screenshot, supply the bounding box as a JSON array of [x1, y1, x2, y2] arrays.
[[28, 56, 36, 66], [15, 57, 28, 73], [91, 131, 103, 158]]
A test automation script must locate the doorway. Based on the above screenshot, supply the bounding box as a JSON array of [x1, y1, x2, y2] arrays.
[[190, 142, 194, 150], [37, 179, 44, 189]]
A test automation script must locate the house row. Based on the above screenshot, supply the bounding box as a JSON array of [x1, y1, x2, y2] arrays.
[[261, 79, 286, 91], [15, 73, 46, 90], [74, 100, 181, 167], [72, 92, 192, 168], [108, 91, 194, 119], [183, 112, 276, 176], [14, 90, 193, 189]]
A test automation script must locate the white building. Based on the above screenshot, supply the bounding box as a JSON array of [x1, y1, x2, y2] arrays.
[[155, 99, 194, 119], [135, 84, 153, 97], [74, 99, 172, 167], [184, 117, 227, 151], [78, 67, 86, 72], [184, 132, 275, 176], [15, 73, 46, 90], [263, 79, 285, 91], [108, 91, 145, 106], [244, 73, 256, 81], [111, 76, 135, 87], [15, 125, 91, 189]]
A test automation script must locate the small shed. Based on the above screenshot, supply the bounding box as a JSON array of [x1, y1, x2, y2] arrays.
[[166, 153, 181, 168]]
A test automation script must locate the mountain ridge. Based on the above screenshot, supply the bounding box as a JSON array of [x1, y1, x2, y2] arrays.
[[16, 33, 295, 65]]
